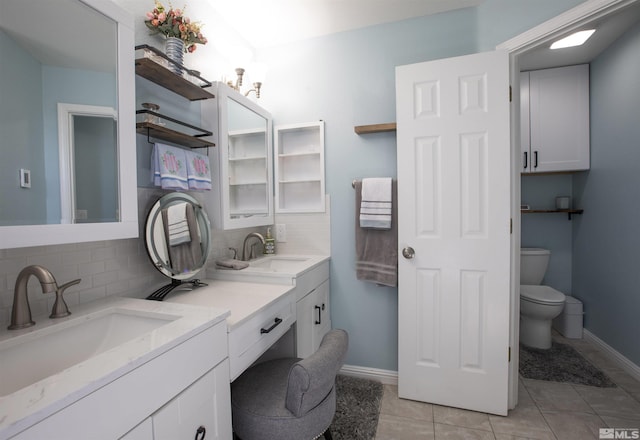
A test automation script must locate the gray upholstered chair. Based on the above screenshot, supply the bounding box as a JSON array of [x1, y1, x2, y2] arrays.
[[231, 329, 349, 440]]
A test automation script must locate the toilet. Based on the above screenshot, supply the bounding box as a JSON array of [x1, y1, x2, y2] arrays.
[[520, 248, 566, 349]]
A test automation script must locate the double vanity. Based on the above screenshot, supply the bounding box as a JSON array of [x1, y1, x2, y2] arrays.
[[0, 255, 330, 440]]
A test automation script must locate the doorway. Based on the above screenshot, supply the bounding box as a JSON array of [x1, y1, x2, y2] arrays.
[[498, 0, 640, 408]]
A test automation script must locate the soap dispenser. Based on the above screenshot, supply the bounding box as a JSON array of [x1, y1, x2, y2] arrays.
[[264, 227, 275, 254]]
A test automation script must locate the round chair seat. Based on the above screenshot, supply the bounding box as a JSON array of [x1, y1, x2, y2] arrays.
[[231, 358, 336, 440]]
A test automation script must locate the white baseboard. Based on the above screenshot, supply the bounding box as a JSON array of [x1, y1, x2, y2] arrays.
[[340, 364, 398, 385], [583, 329, 640, 382]]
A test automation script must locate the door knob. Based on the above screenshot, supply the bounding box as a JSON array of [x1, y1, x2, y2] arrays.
[[402, 247, 415, 259]]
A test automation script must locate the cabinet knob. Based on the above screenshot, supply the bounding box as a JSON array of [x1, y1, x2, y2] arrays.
[[195, 425, 206, 440]]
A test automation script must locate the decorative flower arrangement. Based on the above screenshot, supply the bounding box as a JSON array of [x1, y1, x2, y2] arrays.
[[145, 1, 207, 53]]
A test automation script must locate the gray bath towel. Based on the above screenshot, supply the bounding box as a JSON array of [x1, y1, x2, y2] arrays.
[[162, 203, 203, 275], [355, 180, 398, 287]]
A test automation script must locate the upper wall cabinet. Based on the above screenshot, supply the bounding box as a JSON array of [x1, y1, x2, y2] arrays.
[[0, 0, 137, 249], [274, 121, 326, 213], [521, 64, 590, 173], [202, 83, 273, 230]]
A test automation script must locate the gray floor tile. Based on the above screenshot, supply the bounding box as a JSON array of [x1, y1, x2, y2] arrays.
[[434, 423, 496, 439], [574, 385, 640, 419], [433, 405, 493, 431], [541, 410, 606, 440], [488, 406, 556, 440], [375, 413, 435, 440], [524, 380, 593, 413], [380, 384, 433, 422]]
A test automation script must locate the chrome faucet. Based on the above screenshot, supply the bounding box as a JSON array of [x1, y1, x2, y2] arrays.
[[8, 265, 81, 330], [241, 232, 266, 261]]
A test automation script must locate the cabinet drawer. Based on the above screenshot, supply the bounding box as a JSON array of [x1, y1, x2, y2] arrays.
[[295, 261, 329, 301], [228, 294, 296, 381]]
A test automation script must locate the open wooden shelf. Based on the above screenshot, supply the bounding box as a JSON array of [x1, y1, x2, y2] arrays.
[[521, 208, 584, 220], [135, 45, 215, 101], [136, 122, 215, 149], [354, 122, 397, 134]]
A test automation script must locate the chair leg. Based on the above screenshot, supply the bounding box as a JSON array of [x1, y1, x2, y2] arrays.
[[323, 427, 333, 440]]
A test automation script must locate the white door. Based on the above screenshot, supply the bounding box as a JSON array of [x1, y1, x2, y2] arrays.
[[396, 50, 511, 416]]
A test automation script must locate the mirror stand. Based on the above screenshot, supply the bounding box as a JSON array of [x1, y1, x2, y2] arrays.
[[146, 278, 208, 301], [144, 192, 212, 301]]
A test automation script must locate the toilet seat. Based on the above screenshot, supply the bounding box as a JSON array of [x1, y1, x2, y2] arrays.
[[520, 285, 565, 305]]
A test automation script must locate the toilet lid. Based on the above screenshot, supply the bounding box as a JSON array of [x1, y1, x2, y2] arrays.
[[520, 285, 565, 305]]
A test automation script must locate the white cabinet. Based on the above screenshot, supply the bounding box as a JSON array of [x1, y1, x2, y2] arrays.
[[274, 121, 325, 213], [520, 65, 590, 173], [11, 322, 231, 440], [152, 362, 232, 440], [120, 364, 231, 440], [294, 261, 331, 358], [203, 82, 274, 229]]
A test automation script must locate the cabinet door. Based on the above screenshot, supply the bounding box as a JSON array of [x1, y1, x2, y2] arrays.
[[520, 72, 531, 173], [296, 280, 331, 358], [528, 65, 590, 172], [205, 82, 274, 230], [275, 121, 326, 213], [152, 361, 232, 440], [119, 419, 153, 440]]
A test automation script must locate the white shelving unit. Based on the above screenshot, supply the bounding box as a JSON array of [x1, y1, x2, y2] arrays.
[[274, 121, 325, 213]]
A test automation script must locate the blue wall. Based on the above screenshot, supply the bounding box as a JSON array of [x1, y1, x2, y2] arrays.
[[259, 0, 584, 371], [0, 30, 46, 225], [572, 22, 640, 366], [521, 174, 575, 293]]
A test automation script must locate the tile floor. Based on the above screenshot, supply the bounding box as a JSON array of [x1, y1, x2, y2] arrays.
[[375, 333, 640, 439]]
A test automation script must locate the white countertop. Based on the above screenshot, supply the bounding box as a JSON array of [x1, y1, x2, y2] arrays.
[[164, 279, 296, 330], [0, 296, 229, 439], [210, 254, 330, 285]]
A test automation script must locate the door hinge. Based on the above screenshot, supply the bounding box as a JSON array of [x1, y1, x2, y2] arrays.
[[509, 85, 512, 102], [508, 346, 511, 362]]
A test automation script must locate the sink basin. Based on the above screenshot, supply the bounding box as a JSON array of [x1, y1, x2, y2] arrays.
[[0, 308, 178, 397], [248, 256, 311, 272]]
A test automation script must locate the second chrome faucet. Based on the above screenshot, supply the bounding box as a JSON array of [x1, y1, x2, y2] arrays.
[[8, 265, 81, 330]]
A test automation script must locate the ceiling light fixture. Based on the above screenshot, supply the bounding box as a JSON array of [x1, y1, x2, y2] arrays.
[[550, 29, 596, 49]]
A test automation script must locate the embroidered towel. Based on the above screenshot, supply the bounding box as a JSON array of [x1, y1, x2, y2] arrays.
[[359, 177, 393, 230], [185, 150, 212, 191], [166, 202, 191, 246], [152, 143, 188, 190], [355, 180, 398, 287]]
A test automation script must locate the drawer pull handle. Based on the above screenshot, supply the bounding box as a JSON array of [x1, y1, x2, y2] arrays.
[[195, 425, 206, 440], [261, 317, 283, 334], [315, 305, 322, 325]]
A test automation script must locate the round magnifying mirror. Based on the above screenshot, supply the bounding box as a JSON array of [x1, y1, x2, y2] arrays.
[[145, 192, 211, 280]]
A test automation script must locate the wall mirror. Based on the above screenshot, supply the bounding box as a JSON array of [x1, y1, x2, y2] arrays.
[[144, 192, 211, 301], [0, 0, 137, 249]]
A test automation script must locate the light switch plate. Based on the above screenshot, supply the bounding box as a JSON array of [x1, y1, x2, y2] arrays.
[[20, 169, 31, 188]]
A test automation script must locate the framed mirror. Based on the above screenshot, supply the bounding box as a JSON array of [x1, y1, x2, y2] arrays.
[[0, 0, 137, 248], [144, 192, 211, 300]]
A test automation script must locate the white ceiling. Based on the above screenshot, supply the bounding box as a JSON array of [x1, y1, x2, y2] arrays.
[[520, 1, 640, 70], [210, 0, 483, 48]]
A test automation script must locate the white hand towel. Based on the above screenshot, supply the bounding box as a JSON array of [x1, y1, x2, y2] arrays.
[[185, 150, 212, 191], [166, 202, 191, 246], [152, 143, 188, 190], [360, 177, 393, 229]]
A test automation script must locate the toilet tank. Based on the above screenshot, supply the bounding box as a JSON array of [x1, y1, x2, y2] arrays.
[[520, 248, 550, 285]]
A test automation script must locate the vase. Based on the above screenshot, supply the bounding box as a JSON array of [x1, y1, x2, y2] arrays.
[[164, 36, 184, 75]]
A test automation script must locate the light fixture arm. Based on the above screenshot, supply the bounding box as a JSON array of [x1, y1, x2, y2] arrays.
[[244, 82, 262, 99]]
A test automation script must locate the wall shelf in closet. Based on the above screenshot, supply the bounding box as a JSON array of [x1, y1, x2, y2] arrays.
[[354, 122, 396, 134], [521, 209, 584, 220]]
